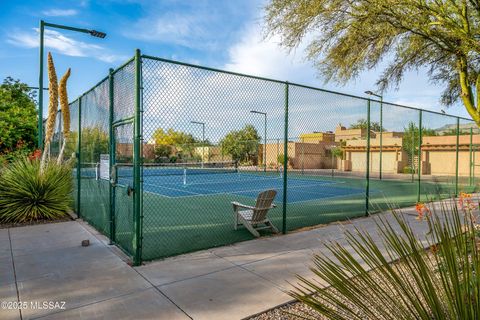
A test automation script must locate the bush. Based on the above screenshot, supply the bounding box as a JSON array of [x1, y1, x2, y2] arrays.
[[290, 197, 480, 319], [403, 165, 414, 174], [277, 154, 290, 166], [0, 157, 73, 223]]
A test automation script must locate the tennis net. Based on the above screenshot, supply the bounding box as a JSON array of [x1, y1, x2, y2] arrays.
[[115, 161, 238, 178]]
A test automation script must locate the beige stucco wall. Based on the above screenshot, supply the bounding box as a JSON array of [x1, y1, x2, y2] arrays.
[[261, 141, 339, 169], [348, 150, 407, 173], [423, 150, 477, 176]]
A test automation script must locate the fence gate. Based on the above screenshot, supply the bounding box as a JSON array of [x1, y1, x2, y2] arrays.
[[110, 122, 136, 257]]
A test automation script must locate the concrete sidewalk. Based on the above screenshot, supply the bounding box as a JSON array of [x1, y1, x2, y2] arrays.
[[0, 204, 438, 320]]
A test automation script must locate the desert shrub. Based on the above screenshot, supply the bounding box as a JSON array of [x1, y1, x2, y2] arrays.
[[290, 197, 480, 319], [0, 157, 72, 223]]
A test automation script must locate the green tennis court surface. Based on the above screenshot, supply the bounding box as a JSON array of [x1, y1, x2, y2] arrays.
[[80, 166, 466, 260]]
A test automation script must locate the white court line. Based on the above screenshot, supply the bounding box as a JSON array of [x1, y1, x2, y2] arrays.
[[141, 180, 204, 196], [151, 173, 283, 187], [166, 181, 345, 200]]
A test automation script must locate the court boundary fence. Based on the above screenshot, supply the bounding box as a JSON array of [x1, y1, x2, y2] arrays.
[[56, 49, 477, 265]]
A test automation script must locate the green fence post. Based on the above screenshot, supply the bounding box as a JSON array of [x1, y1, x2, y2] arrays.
[[38, 20, 45, 149], [379, 97, 383, 179], [474, 145, 477, 187], [365, 99, 371, 216], [470, 127, 473, 187], [133, 49, 143, 265], [282, 82, 289, 234], [76, 97, 82, 218], [417, 110, 422, 203], [455, 117, 460, 196], [108, 68, 115, 245], [411, 127, 415, 183]]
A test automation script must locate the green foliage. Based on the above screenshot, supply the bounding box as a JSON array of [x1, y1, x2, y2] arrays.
[[0, 157, 72, 223], [402, 122, 437, 159], [331, 146, 343, 159], [220, 125, 260, 163], [402, 165, 414, 174], [277, 153, 289, 166], [69, 127, 108, 163], [441, 128, 471, 136], [154, 144, 173, 158], [349, 119, 384, 132], [264, 0, 480, 125], [152, 128, 199, 159], [290, 200, 480, 319], [0, 77, 38, 160]]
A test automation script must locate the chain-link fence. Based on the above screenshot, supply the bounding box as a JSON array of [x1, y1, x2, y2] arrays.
[[56, 50, 477, 265]]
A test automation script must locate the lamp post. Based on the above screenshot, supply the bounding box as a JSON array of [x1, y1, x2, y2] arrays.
[[250, 110, 267, 172], [38, 20, 106, 149], [365, 90, 383, 179], [191, 121, 205, 167]]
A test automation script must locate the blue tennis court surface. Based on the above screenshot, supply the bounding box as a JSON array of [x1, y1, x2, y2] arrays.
[[119, 172, 366, 203]]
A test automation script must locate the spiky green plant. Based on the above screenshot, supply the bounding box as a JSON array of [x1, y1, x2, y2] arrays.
[[0, 157, 72, 223], [291, 199, 480, 319]]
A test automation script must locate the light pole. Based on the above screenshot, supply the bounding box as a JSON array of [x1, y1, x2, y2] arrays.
[[365, 90, 383, 179], [250, 110, 267, 172], [38, 20, 106, 149], [191, 121, 205, 167]]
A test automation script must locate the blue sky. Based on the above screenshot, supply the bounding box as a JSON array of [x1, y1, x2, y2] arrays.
[[0, 0, 471, 121]]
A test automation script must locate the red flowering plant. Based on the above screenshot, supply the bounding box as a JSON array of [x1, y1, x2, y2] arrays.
[[415, 202, 431, 221], [28, 149, 42, 161]]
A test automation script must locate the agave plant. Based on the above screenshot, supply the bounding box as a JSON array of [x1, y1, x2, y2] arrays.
[[0, 157, 72, 223], [291, 197, 480, 319]]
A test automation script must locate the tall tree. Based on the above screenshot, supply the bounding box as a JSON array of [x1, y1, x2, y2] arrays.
[[264, 0, 480, 124], [349, 119, 384, 132], [152, 128, 198, 158], [402, 121, 437, 160], [220, 125, 260, 163], [0, 77, 37, 160]]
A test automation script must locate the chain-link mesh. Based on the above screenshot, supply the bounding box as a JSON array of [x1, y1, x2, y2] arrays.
[[111, 60, 136, 257], [141, 57, 286, 260], [67, 52, 477, 264], [286, 85, 367, 230], [79, 80, 110, 236], [458, 119, 477, 193], [50, 110, 62, 158], [69, 100, 80, 212]]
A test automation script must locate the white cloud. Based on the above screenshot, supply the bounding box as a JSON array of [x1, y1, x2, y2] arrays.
[[223, 24, 316, 84], [42, 9, 78, 17], [125, 12, 218, 50], [6, 28, 127, 63]]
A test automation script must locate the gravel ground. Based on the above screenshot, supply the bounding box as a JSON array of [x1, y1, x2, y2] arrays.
[[249, 252, 438, 320]]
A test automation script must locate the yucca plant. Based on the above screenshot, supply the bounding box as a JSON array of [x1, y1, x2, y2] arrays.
[[0, 157, 72, 223], [290, 197, 480, 319]]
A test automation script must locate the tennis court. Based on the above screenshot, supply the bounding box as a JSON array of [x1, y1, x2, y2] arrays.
[[116, 163, 366, 203], [68, 52, 478, 264]]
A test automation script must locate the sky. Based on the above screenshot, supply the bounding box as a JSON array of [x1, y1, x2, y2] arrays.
[[0, 0, 473, 129]]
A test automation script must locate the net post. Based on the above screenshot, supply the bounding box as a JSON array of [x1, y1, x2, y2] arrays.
[[417, 110, 422, 203], [470, 127, 473, 186], [133, 49, 143, 266], [108, 68, 115, 245], [365, 99, 371, 216], [455, 117, 460, 196], [282, 82, 289, 234], [76, 97, 82, 218]]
